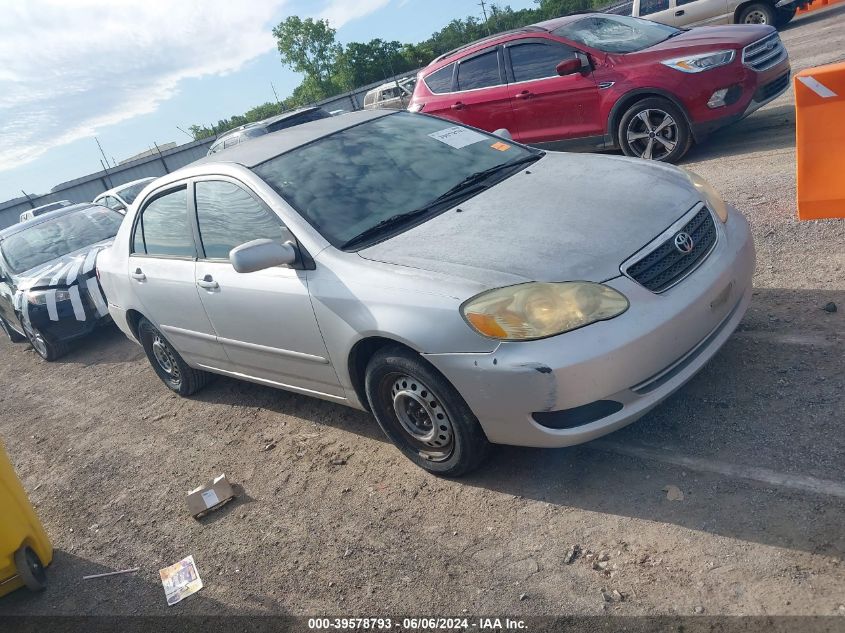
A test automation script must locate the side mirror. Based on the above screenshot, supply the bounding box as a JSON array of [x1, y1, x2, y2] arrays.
[[492, 128, 513, 140], [556, 57, 583, 76], [229, 238, 297, 273]]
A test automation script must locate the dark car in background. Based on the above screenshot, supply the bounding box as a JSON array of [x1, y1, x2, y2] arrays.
[[408, 14, 790, 163], [0, 204, 123, 360], [206, 107, 333, 155]]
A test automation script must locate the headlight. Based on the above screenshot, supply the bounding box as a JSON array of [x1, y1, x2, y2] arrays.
[[661, 50, 735, 73], [461, 282, 629, 341], [27, 289, 72, 305], [683, 170, 728, 222]]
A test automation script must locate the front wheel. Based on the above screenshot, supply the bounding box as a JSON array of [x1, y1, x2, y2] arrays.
[[137, 317, 212, 396], [364, 345, 490, 477], [738, 2, 778, 24], [14, 547, 47, 592], [22, 321, 68, 361], [617, 97, 692, 163]]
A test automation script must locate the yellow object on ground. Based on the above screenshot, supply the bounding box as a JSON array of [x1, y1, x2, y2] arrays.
[[795, 62, 845, 220], [0, 438, 52, 597]]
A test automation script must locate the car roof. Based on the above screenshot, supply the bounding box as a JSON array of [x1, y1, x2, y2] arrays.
[[194, 109, 390, 168], [427, 14, 600, 68], [1, 203, 102, 241], [212, 106, 328, 146], [25, 199, 72, 213], [96, 177, 156, 198], [369, 78, 415, 93]]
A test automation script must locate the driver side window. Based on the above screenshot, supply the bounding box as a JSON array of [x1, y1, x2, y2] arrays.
[[194, 180, 289, 260], [508, 41, 579, 82], [640, 0, 670, 15]]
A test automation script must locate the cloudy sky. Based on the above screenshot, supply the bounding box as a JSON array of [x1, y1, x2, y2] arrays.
[[0, 0, 534, 203]]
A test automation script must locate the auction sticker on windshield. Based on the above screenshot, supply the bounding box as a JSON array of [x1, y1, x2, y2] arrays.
[[428, 126, 488, 149]]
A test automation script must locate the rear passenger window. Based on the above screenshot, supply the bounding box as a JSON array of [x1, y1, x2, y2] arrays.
[[424, 63, 456, 93], [509, 42, 578, 82], [640, 0, 670, 14], [132, 187, 195, 258], [194, 180, 288, 260], [457, 50, 502, 91]]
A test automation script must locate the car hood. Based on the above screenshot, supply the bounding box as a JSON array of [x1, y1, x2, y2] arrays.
[[13, 239, 114, 292], [358, 152, 700, 288], [644, 24, 775, 54]]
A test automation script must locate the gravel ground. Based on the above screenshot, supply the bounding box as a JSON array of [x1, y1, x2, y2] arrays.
[[1, 5, 844, 622]]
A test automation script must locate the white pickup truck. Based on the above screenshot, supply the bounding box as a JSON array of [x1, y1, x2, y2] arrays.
[[606, 0, 811, 27]]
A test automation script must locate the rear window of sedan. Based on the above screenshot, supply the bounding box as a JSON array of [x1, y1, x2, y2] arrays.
[[253, 112, 537, 248]]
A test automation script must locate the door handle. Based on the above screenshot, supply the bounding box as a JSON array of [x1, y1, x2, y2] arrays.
[[130, 268, 146, 282], [451, 101, 465, 110], [675, 9, 684, 15], [515, 90, 533, 100], [196, 275, 219, 290]]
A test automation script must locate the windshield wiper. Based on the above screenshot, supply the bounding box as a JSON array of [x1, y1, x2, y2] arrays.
[[341, 153, 541, 250]]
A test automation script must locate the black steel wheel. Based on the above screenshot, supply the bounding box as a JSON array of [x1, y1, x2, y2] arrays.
[[137, 317, 212, 396]]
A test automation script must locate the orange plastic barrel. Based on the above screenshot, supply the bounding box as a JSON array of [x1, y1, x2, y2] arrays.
[[795, 62, 845, 220]]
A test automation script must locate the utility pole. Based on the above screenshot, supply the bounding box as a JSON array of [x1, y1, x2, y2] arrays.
[[271, 82, 282, 106], [478, 0, 492, 35], [176, 125, 193, 140], [94, 137, 111, 172]]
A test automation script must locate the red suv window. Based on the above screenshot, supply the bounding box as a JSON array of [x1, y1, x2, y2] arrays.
[[456, 50, 502, 91], [424, 63, 456, 93], [508, 42, 578, 82]]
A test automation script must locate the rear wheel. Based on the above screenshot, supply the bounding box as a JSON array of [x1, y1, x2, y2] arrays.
[[22, 321, 68, 361], [365, 345, 489, 477], [14, 546, 47, 592], [618, 97, 692, 163], [137, 317, 211, 396], [738, 2, 777, 24], [0, 316, 26, 343]]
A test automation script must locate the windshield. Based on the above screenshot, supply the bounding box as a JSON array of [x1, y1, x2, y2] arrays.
[[253, 112, 538, 248], [117, 179, 153, 204], [2, 206, 123, 274], [554, 15, 680, 53]]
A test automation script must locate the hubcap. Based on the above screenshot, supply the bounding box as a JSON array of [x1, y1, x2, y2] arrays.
[[626, 109, 678, 160], [388, 374, 454, 461], [152, 335, 180, 382], [744, 10, 767, 22]]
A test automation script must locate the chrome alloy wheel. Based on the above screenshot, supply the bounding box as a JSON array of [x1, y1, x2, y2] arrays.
[[388, 374, 454, 461], [23, 324, 48, 357], [626, 109, 678, 160], [152, 334, 181, 384]]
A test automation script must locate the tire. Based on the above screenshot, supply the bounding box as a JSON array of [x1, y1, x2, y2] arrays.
[[0, 316, 26, 343], [137, 317, 212, 396], [14, 546, 47, 592], [738, 2, 777, 24], [364, 345, 490, 477], [617, 97, 692, 163], [22, 321, 69, 361], [775, 6, 796, 26]]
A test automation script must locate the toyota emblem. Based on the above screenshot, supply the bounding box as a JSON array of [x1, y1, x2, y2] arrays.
[[674, 232, 695, 254]]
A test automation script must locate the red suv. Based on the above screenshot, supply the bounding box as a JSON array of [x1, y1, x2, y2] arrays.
[[409, 14, 790, 162]]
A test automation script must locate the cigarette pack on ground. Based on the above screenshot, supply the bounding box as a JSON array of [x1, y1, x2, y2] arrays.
[[186, 474, 235, 518]]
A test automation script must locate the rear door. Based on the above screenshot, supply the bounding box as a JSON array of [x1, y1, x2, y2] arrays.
[[128, 185, 229, 368], [191, 178, 343, 398], [504, 38, 602, 144], [424, 48, 517, 134]]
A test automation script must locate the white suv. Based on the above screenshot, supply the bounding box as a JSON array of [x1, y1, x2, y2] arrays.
[[607, 0, 809, 27]]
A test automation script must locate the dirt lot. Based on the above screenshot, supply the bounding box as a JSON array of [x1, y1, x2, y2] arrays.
[[2, 5, 845, 622]]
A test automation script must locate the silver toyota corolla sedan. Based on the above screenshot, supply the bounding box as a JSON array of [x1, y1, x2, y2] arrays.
[[97, 110, 755, 476]]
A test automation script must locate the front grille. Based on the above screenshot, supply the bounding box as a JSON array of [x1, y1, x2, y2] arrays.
[[742, 33, 787, 72], [755, 71, 790, 101], [625, 207, 717, 293]]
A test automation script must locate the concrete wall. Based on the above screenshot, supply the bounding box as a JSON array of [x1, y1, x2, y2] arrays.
[[0, 69, 421, 230]]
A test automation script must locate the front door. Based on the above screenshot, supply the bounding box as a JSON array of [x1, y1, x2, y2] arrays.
[[191, 178, 343, 398], [672, 0, 730, 26], [128, 185, 229, 368], [504, 39, 602, 144], [442, 47, 517, 134]]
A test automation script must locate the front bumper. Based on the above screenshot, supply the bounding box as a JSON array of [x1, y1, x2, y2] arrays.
[[24, 292, 109, 345], [423, 205, 755, 448]]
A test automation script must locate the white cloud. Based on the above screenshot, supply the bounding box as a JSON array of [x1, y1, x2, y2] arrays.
[[0, 0, 288, 172], [317, 0, 392, 29]]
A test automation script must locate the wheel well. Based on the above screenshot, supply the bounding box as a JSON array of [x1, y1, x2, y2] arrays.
[[125, 308, 145, 340], [347, 336, 418, 412], [608, 91, 694, 146]]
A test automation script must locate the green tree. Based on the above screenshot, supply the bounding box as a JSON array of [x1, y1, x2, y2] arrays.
[[272, 16, 341, 96]]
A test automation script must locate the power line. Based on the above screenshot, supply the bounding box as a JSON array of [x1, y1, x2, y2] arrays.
[[478, 0, 492, 35]]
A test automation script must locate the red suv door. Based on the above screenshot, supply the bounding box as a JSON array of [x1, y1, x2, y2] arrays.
[[503, 38, 602, 145], [423, 47, 517, 134]]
